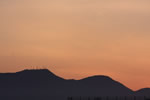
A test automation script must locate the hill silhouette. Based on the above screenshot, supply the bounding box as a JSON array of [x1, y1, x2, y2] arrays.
[[135, 88, 150, 96], [0, 69, 149, 99]]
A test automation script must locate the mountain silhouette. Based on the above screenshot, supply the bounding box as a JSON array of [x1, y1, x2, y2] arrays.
[[77, 75, 133, 96], [0, 69, 149, 99], [135, 88, 150, 96]]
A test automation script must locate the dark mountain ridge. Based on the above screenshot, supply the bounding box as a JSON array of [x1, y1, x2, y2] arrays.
[[0, 69, 149, 97], [135, 88, 150, 96]]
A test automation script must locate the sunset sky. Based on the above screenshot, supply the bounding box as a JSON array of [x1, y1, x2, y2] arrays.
[[0, 0, 150, 90]]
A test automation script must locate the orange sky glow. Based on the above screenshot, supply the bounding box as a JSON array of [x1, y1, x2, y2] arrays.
[[0, 0, 150, 91]]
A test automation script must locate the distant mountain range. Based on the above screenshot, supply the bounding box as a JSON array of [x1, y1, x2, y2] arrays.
[[0, 69, 149, 98]]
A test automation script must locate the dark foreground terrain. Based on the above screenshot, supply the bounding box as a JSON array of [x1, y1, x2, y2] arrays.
[[0, 96, 150, 100], [0, 69, 149, 100]]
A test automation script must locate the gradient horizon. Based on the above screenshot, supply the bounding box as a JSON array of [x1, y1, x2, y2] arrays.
[[0, 0, 150, 91]]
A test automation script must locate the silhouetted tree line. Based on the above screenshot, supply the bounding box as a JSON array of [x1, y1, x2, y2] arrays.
[[68, 96, 150, 100]]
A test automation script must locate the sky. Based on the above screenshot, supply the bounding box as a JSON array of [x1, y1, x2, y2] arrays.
[[0, 0, 150, 90]]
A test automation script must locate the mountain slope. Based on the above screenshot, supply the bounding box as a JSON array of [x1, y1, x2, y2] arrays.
[[0, 69, 65, 88], [135, 88, 150, 96], [75, 75, 133, 96], [0, 69, 136, 96]]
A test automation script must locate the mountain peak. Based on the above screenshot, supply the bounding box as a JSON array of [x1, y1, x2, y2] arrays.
[[81, 75, 113, 81], [0, 69, 137, 96], [16, 69, 64, 81], [18, 69, 52, 74]]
